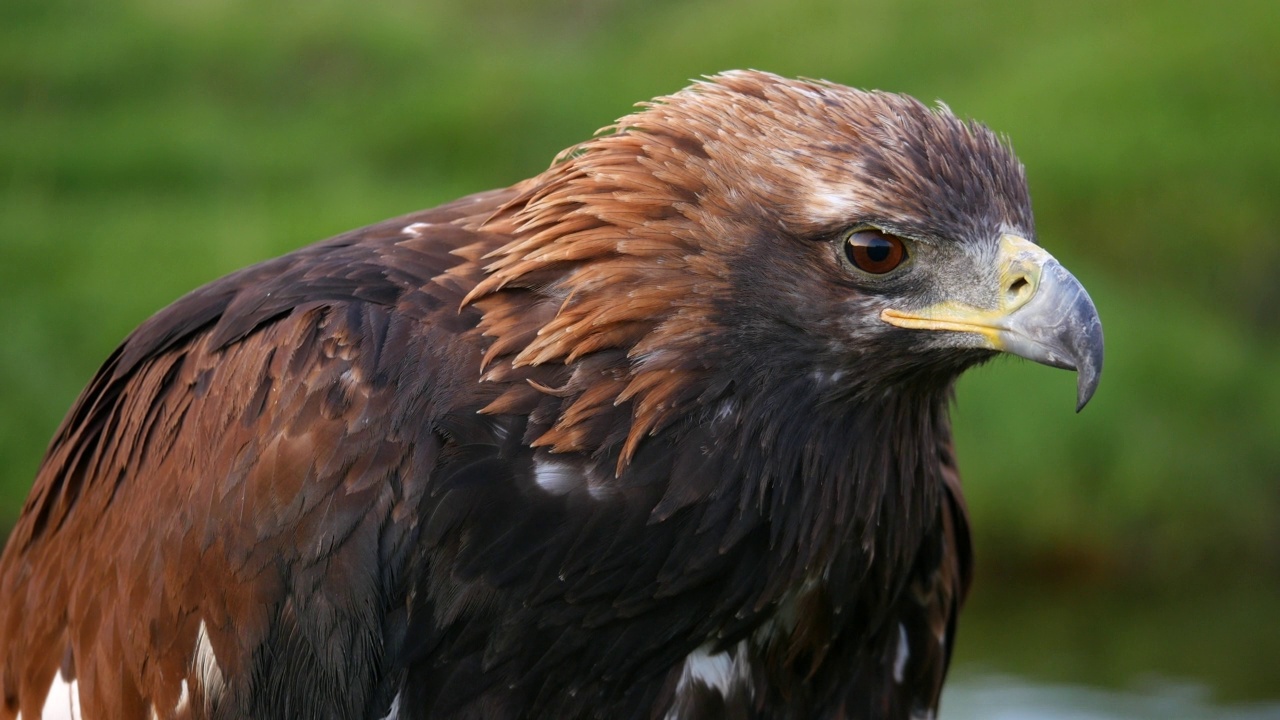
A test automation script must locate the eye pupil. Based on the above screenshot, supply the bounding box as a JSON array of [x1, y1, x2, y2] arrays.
[[843, 230, 907, 275], [865, 239, 891, 263]]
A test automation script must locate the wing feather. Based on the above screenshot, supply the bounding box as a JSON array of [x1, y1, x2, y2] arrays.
[[0, 192, 515, 719]]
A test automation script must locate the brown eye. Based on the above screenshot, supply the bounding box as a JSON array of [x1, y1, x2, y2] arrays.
[[843, 229, 908, 274]]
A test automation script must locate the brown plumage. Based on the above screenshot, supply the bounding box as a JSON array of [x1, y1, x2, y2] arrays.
[[0, 70, 1101, 719]]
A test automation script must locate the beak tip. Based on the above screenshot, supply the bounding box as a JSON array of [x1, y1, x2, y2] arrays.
[[1073, 338, 1104, 412], [1075, 389, 1091, 413]]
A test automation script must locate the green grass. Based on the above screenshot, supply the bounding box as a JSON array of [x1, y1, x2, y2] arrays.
[[2, 0, 1278, 578]]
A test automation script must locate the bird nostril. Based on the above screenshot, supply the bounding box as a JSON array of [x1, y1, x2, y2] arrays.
[[1006, 275, 1031, 307]]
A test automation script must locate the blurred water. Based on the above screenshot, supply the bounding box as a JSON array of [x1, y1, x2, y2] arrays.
[[942, 671, 1280, 717], [943, 673, 1280, 720], [941, 575, 1280, 719]]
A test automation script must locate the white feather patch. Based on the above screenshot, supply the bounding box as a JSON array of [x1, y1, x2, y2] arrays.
[[809, 369, 846, 386], [684, 648, 735, 695], [195, 621, 226, 707], [35, 673, 81, 720], [379, 692, 402, 720], [671, 640, 753, 706], [801, 169, 875, 227], [806, 190, 861, 224], [714, 398, 737, 422], [893, 622, 910, 684], [534, 459, 580, 495], [175, 679, 190, 715]]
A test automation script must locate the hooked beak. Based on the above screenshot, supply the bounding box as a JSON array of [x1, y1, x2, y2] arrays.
[[881, 235, 1104, 410]]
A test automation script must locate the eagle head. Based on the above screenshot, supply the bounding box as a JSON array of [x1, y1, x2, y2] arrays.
[[466, 70, 1103, 470]]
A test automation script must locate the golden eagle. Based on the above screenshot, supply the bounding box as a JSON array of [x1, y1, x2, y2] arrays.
[[0, 71, 1102, 719]]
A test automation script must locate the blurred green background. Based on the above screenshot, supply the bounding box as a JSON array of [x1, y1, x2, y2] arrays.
[[2, 0, 1278, 714]]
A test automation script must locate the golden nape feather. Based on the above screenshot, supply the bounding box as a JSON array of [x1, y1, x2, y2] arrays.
[[0, 70, 1100, 720]]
